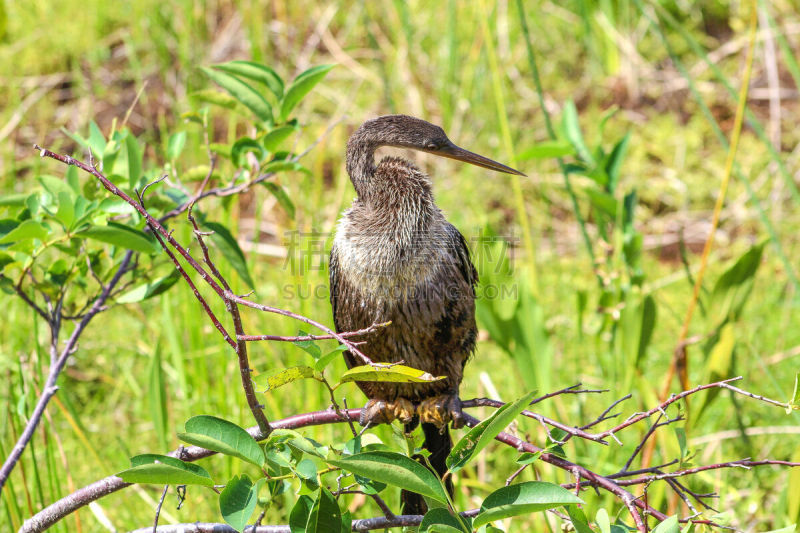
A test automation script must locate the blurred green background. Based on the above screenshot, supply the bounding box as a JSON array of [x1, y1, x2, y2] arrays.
[[2, 0, 800, 531]]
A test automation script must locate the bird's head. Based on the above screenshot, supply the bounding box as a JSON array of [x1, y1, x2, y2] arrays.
[[351, 115, 525, 176]]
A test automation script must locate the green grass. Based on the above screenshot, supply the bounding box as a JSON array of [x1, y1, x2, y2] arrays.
[[2, 0, 800, 531]]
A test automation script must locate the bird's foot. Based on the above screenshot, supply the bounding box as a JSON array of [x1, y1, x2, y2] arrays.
[[359, 398, 415, 427], [418, 394, 465, 430]]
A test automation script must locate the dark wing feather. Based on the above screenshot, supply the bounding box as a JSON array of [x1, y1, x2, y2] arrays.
[[444, 223, 478, 293], [329, 243, 343, 332]]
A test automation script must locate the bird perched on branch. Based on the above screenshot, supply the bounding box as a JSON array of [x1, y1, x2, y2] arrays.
[[329, 114, 524, 514]]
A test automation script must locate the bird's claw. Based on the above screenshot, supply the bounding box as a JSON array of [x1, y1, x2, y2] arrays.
[[359, 398, 415, 427], [418, 394, 465, 430]]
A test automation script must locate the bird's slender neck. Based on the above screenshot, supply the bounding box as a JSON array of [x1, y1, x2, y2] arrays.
[[345, 134, 378, 199]]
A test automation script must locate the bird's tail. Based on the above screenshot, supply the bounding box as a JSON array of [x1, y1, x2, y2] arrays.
[[401, 422, 454, 515]]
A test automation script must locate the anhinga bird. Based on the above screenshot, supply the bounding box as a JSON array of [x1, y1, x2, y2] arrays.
[[329, 114, 524, 513]]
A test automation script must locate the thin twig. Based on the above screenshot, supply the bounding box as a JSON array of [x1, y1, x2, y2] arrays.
[[152, 485, 169, 533], [238, 322, 390, 343], [225, 292, 375, 365]]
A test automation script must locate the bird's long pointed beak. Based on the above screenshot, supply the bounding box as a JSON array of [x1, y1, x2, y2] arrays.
[[432, 141, 526, 176]]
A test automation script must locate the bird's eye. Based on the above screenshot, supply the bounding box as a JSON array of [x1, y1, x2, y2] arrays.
[[426, 141, 439, 150]]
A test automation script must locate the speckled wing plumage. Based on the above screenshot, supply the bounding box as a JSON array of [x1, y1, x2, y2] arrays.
[[329, 220, 478, 402]]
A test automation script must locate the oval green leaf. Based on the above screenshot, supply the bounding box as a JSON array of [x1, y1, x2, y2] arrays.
[[167, 131, 187, 161], [76, 222, 158, 254], [314, 345, 347, 373], [289, 494, 315, 533], [337, 365, 444, 387], [307, 487, 342, 533], [0, 220, 48, 244], [116, 270, 181, 304], [708, 241, 765, 326], [447, 390, 538, 474], [261, 125, 297, 153], [472, 481, 584, 529], [231, 136, 266, 168], [651, 515, 679, 533], [117, 453, 213, 486], [220, 474, 263, 532], [214, 60, 284, 99], [420, 508, 471, 533], [279, 64, 334, 122], [201, 66, 273, 123], [326, 451, 448, 504], [177, 415, 265, 468]]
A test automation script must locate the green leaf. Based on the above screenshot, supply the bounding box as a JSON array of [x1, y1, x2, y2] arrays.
[[566, 505, 594, 533], [167, 131, 187, 161], [46, 259, 71, 285], [76, 222, 158, 254], [177, 415, 265, 468], [231, 137, 266, 168], [652, 516, 680, 533], [340, 510, 352, 533], [117, 270, 181, 304], [54, 192, 75, 229], [295, 458, 318, 481], [125, 133, 142, 189], [190, 88, 240, 110], [561, 100, 594, 166], [117, 454, 213, 486], [307, 487, 342, 533], [262, 159, 310, 175], [635, 295, 657, 367], [0, 193, 28, 207], [214, 60, 284, 99], [267, 429, 329, 460], [0, 252, 14, 272], [326, 451, 449, 504], [584, 188, 616, 218], [220, 474, 263, 532], [87, 121, 106, 159], [38, 175, 76, 201], [336, 365, 445, 387], [262, 126, 297, 153], [203, 221, 255, 288], [596, 508, 611, 533], [293, 332, 322, 359], [420, 508, 471, 533], [447, 390, 538, 473], [314, 345, 348, 373], [604, 132, 630, 193], [262, 182, 296, 219], [290, 494, 315, 533], [279, 64, 335, 122], [201, 66, 273, 123], [253, 366, 320, 392], [517, 141, 575, 160], [471, 482, 583, 529], [708, 242, 765, 326], [0, 220, 48, 244]]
